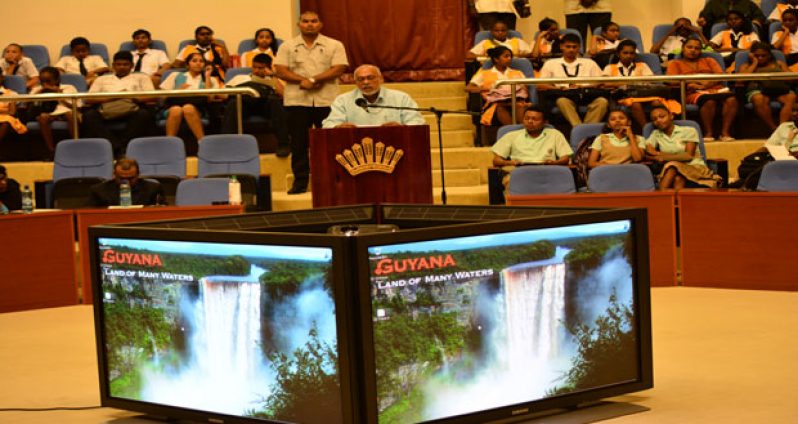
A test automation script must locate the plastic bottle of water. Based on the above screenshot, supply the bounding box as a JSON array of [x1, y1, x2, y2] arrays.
[[119, 180, 132, 207], [228, 175, 242, 206], [21, 185, 33, 213]]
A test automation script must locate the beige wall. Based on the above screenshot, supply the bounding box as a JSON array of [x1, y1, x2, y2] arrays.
[[5, 0, 298, 64]]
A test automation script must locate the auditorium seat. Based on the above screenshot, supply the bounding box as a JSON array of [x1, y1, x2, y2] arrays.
[[473, 29, 524, 46], [236, 38, 283, 55], [59, 43, 110, 63], [757, 160, 798, 192], [20, 44, 50, 71], [197, 134, 269, 210], [592, 25, 644, 52], [36, 138, 114, 208], [126, 136, 186, 205], [118, 40, 169, 56], [587, 164, 656, 192], [507, 165, 576, 195], [569, 123, 604, 151], [175, 178, 230, 206], [2, 75, 27, 94]]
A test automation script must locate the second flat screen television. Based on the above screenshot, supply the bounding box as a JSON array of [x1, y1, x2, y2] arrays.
[[360, 217, 648, 423]]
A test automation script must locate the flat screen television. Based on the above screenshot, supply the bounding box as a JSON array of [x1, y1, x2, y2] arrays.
[[355, 210, 652, 423], [89, 229, 357, 424]]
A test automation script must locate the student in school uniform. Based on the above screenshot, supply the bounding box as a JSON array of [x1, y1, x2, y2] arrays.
[[240, 28, 280, 67], [173, 26, 230, 79], [1, 43, 39, 89], [28, 67, 81, 154], [54, 37, 109, 86], [771, 8, 798, 70], [128, 29, 170, 86]]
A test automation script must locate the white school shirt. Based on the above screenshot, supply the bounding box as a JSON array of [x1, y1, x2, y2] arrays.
[[159, 72, 221, 90], [0, 57, 39, 79], [540, 57, 602, 88], [54, 55, 107, 74], [130, 48, 169, 75], [89, 72, 154, 93], [29, 84, 80, 115]]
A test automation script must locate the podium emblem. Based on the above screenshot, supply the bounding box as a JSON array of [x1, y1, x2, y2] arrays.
[[335, 137, 403, 176]]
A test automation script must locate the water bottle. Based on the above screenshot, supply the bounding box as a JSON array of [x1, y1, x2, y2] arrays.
[[228, 175, 242, 206], [119, 180, 132, 207], [21, 185, 33, 213]]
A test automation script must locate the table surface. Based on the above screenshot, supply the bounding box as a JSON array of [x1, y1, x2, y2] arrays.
[[1, 287, 796, 423]]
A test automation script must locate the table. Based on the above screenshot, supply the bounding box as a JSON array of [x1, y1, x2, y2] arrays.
[[0, 211, 77, 312], [678, 191, 798, 290], [507, 192, 678, 287]]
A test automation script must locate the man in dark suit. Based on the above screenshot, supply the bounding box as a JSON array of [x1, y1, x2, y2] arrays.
[[0, 164, 22, 213], [90, 157, 165, 207]]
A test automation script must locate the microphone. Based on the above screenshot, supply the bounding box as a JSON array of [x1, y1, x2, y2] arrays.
[[355, 97, 369, 112]]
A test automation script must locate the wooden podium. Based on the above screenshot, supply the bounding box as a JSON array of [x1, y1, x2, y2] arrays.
[[309, 125, 433, 207]]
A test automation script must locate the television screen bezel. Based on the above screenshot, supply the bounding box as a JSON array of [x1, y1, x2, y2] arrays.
[[354, 208, 653, 424], [88, 225, 359, 424]]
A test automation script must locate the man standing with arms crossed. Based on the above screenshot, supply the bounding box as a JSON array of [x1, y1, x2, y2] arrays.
[[275, 11, 349, 194]]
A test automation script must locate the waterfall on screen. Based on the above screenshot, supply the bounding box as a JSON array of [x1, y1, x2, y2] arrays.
[[501, 247, 567, 370], [141, 265, 272, 415]]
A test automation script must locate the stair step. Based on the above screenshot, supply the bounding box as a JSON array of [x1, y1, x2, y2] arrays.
[[430, 130, 476, 148], [422, 114, 475, 131], [415, 97, 467, 111], [432, 168, 482, 187]]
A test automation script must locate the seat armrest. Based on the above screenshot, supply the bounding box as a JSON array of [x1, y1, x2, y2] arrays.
[[487, 167, 506, 205], [256, 175, 271, 212], [707, 158, 728, 187], [34, 179, 53, 209]]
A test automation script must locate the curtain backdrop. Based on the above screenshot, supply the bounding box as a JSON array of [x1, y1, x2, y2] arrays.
[[300, 0, 475, 82]]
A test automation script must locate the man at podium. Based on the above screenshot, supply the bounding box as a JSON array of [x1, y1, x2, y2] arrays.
[[322, 64, 426, 128]]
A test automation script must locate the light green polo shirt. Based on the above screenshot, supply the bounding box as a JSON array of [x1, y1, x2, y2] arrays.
[[766, 122, 798, 152], [646, 125, 705, 166], [492, 128, 573, 163]]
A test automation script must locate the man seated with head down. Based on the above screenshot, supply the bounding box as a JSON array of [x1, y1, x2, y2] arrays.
[[492, 105, 573, 167], [90, 158, 165, 207], [322, 64, 426, 128]]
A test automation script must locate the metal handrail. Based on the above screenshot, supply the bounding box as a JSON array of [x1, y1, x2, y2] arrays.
[[9, 87, 260, 138], [496, 72, 798, 122]]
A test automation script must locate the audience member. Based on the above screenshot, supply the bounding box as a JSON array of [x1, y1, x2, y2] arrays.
[[0, 68, 27, 143], [173, 26, 230, 78], [222, 53, 291, 157], [240, 28, 280, 67], [531, 17, 563, 64], [274, 11, 348, 194], [538, 33, 609, 127], [564, 0, 612, 48], [698, 0, 766, 39], [90, 157, 165, 207], [1, 43, 39, 89], [666, 38, 737, 141], [587, 109, 646, 168], [765, 103, 798, 154], [650, 17, 710, 65], [770, 8, 798, 70], [466, 20, 531, 61], [466, 46, 530, 128], [603, 40, 676, 130], [28, 67, 80, 154], [159, 52, 224, 141], [767, 0, 798, 22], [492, 105, 572, 168], [588, 21, 622, 69], [323, 64, 425, 128], [738, 42, 796, 131], [82, 51, 157, 156], [709, 10, 759, 69], [469, 0, 521, 30], [646, 105, 720, 189], [0, 164, 21, 213], [55, 37, 109, 86], [129, 29, 170, 86]]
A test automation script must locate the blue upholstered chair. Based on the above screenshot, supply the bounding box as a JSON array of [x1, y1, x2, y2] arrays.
[[175, 178, 230, 206], [118, 40, 169, 56], [757, 160, 798, 191], [20, 45, 50, 70], [587, 164, 656, 192], [507, 165, 576, 195], [59, 43, 110, 63], [569, 123, 605, 151]]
